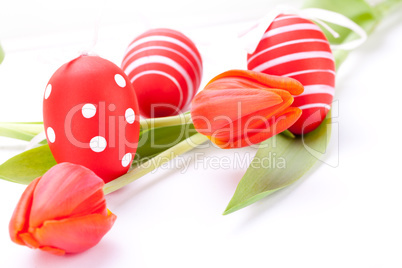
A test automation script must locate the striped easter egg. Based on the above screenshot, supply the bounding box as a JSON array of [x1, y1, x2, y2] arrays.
[[122, 28, 203, 118], [247, 14, 335, 135]]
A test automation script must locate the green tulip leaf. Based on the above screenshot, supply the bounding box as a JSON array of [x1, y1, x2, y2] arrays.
[[224, 115, 331, 214], [134, 123, 197, 164], [0, 122, 44, 141], [0, 144, 56, 184]]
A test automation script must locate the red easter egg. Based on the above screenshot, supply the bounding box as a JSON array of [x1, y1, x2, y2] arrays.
[[43, 55, 140, 183], [247, 14, 335, 135], [121, 28, 203, 118]]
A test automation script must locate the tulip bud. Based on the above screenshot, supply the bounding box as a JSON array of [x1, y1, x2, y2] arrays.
[[9, 163, 116, 255], [191, 70, 303, 148]]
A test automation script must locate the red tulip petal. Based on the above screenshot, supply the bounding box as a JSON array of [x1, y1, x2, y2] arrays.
[[212, 107, 302, 148], [30, 163, 107, 228], [206, 70, 304, 95], [247, 88, 294, 122], [31, 212, 117, 254], [18, 232, 40, 249], [236, 88, 294, 131], [242, 107, 302, 147], [39, 246, 66, 256], [204, 77, 267, 91], [209, 89, 294, 141], [9, 177, 41, 246], [192, 88, 283, 135]]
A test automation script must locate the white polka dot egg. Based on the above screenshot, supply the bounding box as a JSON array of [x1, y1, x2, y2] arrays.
[[43, 55, 140, 183]]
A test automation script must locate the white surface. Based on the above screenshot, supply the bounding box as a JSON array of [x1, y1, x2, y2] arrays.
[[1, 0, 402, 267]]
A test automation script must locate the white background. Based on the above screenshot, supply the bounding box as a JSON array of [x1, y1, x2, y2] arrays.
[[1, 0, 402, 267]]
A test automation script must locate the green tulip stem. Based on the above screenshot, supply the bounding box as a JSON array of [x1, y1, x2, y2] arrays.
[[0, 113, 193, 143], [103, 132, 208, 194], [139, 113, 192, 130]]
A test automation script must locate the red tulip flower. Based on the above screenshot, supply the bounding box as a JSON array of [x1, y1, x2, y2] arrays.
[[191, 70, 303, 148], [9, 163, 116, 255]]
